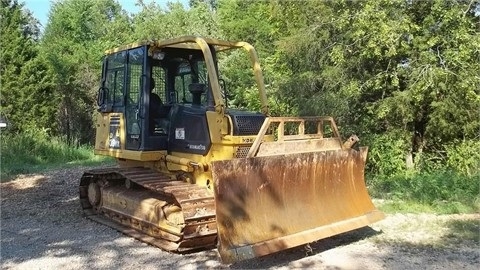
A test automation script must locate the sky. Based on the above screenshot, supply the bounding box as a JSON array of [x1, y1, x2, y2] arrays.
[[22, 0, 186, 29]]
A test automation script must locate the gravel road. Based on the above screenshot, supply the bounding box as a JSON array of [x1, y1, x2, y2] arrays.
[[1, 166, 479, 269]]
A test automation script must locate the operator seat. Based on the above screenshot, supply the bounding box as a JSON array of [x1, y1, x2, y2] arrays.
[[149, 78, 170, 135], [150, 78, 163, 117], [189, 83, 206, 105]]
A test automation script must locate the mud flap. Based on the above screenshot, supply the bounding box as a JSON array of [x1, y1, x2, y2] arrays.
[[211, 147, 384, 263]]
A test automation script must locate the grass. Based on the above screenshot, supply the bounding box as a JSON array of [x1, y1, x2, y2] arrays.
[[368, 211, 479, 248], [376, 199, 479, 214], [442, 218, 480, 244], [1, 131, 114, 182], [369, 171, 480, 214]]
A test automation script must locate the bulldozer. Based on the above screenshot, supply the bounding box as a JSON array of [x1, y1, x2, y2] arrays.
[[80, 36, 384, 263]]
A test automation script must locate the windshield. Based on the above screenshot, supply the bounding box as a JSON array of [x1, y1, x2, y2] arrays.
[[174, 58, 209, 104]]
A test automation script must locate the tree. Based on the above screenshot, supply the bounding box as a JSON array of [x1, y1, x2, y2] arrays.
[[403, 0, 480, 155], [132, 0, 218, 40], [271, 0, 479, 173], [40, 0, 131, 144], [217, 0, 291, 113], [0, 0, 56, 133]]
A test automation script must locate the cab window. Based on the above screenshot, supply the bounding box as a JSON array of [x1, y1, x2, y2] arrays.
[[104, 52, 126, 107], [174, 59, 208, 104]]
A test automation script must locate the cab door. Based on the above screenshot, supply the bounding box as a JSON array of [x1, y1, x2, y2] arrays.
[[125, 47, 144, 150], [96, 51, 126, 151]]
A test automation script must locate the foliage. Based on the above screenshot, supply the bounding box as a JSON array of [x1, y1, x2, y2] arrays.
[[217, 0, 291, 114], [372, 171, 479, 214], [366, 132, 411, 177], [0, 128, 112, 181], [274, 0, 479, 140], [265, 0, 480, 214], [0, 0, 56, 133], [218, 0, 273, 50], [444, 140, 480, 176], [132, 0, 218, 40], [40, 0, 131, 144]]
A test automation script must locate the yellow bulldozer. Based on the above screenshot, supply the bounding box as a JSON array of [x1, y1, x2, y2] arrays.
[[79, 36, 384, 263]]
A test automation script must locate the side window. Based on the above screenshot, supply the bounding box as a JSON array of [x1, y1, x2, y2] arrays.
[[174, 60, 208, 104], [152, 65, 166, 102], [196, 61, 208, 85], [106, 70, 124, 104], [104, 52, 126, 107], [176, 62, 193, 103], [128, 48, 143, 105]]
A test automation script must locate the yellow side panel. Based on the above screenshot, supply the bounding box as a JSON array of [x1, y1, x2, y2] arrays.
[[94, 112, 110, 151], [94, 149, 165, 161], [205, 111, 229, 143], [94, 112, 165, 161], [95, 112, 125, 150]]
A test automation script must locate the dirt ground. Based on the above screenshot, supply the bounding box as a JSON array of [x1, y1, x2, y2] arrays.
[[1, 166, 479, 269]]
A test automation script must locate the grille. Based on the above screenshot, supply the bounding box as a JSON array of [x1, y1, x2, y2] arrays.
[[232, 115, 265, 136], [110, 115, 120, 126], [235, 146, 251, 158], [109, 115, 121, 149]]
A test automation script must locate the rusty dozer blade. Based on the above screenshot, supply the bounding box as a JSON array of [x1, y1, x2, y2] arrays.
[[211, 117, 385, 263]]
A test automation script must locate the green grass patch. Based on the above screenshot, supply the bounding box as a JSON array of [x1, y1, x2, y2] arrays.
[[370, 171, 480, 214], [377, 199, 479, 214], [1, 131, 114, 181], [443, 218, 480, 244]]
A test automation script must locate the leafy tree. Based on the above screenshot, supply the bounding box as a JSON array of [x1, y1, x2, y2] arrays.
[[189, 0, 217, 10], [217, 0, 290, 113], [40, 0, 131, 144], [0, 0, 55, 132], [132, 0, 218, 40], [403, 0, 480, 155], [272, 0, 480, 172], [218, 0, 273, 50]]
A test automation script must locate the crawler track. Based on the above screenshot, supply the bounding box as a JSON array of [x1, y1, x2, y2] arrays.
[[79, 167, 217, 252]]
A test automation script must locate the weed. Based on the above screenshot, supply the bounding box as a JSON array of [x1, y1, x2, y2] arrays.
[[0, 129, 113, 181], [370, 171, 480, 214]]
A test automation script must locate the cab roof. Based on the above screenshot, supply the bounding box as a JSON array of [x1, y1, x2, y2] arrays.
[[105, 36, 248, 55]]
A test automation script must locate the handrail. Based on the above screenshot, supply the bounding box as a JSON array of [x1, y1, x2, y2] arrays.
[[246, 117, 344, 158]]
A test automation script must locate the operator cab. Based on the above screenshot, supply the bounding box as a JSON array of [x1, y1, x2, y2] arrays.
[[97, 44, 216, 154]]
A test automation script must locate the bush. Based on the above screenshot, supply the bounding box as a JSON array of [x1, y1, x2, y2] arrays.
[[370, 171, 480, 214], [0, 128, 105, 180], [445, 140, 480, 176], [365, 132, 410, 178], [366, 136, 480, 214]]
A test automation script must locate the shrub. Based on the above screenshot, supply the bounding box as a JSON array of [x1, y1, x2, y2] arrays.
[[365, 132, 410, 178], [0, 128, 103, 180], [445, 140, 480, 176], [366, 136, 480, 214], [370, 171, 480, 214]]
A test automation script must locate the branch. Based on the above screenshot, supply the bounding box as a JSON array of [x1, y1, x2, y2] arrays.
[[436, 46, 446, 69], [463, 0, 474, 17]]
